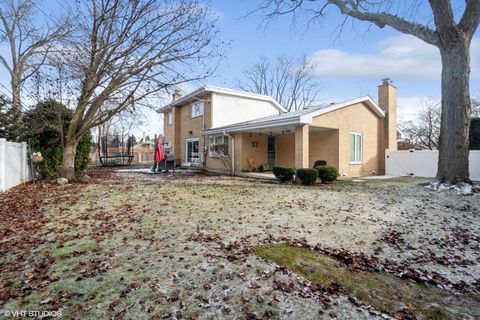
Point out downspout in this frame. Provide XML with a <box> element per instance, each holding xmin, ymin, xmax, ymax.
<box><xmin>223</xmin><ymin>130</ymin><xmax>235</xmax><ymax>176</ymax></box>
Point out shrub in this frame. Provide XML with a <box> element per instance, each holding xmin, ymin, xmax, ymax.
<box><xmin>273</xmin><ymin>166</ymin><xmax>295</xmax><ymax>182</ymax></box>
<box><xmin>470</xmin><ymin>118</ymin><xmax>480</xmax><ymax>150</ymax></box>
<box><xmin>316</xmin><ymin>165</ymin><xmax>338</xmax><ymax>183</ymax></box>
<box><xmin>296</xmin><ymin>168</ymin><xmax>319</xmax><ymax>186</ymax></box>
<box><xmin>21</xmin><ymin>100</ymin><xmax>92</xmax><ymax>177</ymax></box>
<box><xmin>75</xmin><ymin>132</ymin><xmax>92</xmax><ymax>172</ymax></box>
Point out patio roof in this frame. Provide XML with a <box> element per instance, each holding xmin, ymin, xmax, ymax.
<box><xmin>202</xmin><ymin>96</ymin><xmax>385</xmax><ymax>135</ymax></box>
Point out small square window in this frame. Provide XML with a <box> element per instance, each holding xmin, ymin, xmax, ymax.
<box><xmin>191</xmin><ymin>101</ymin><xmax>204</xmax><ymax>118</ymax></box>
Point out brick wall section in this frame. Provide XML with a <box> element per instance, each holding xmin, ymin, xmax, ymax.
<box><xmin>276</xmin><ymin>133</ymin><xmax>295</xmax><ymax>167</ymax></box>
<box><xmin>163</xmin><ymin>107</ymin><xmax>175</xmax><ymax>154</ymax></box>
<box><xmin>378</xmin><ymin>82</ymin><xmax>397</xmax><ymax>173</ymax></box>
<box><xmin>162</xmin><ymin>93</ymin><xmax>212</xmax><ymax>164</ymax></box>
<box><xmin>312</xmin><ymin>102</ymin><xmax>382</xmax><ymax>176</ymax></box>
<box><xmin>205</xmin><ymin>132</ymin><xmax>269</xmax><ymax>174</ymax></box>
<box><xmin>295</xmin><ymin>125</ymin><xmax>309</xmax><ymax>168</ymax></box>
<box><xmin>309</xmin><ymin>130</ymin><xmax>339</xmax><ymax>169</ymax></box>
<box><xmin>240</xmin><ymin>133</ymin><xmax>268</xmax><ymax>170</ymax></box>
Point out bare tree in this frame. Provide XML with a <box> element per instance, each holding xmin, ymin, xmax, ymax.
<box><xmin>258</xmin><ymin>0</ymin><xmax>480</xmax><ymax>187</ymax></box>
<box><xmin>56</xmin><ymin>0</ymin><xmax>221</xmax><ymax>179</ymax></box>
<box><xmin>472</xmin><ymin>97</ymin><xmax>480</xmax><ymax>119</ymax></box>
<box><xmin>238</xmin><ymin>55</ymin><xmax>321</xmax><ymax>111</ymax></box>
<box><xmin>0</xmin><ymin>0</ymin><xmax>70</xmax><ymax>129</ymax></box>
<box><xmin>400</xmin><ymin>98</ymin><xmax>441</xmax><ymax>150</ymax></box>
<box><xmin>401</xmin><ymin>97</ymin><xmax>480</xmax><ymax>150</ymax></box>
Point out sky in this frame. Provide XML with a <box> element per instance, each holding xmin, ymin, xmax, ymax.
<box><xmin>1</xmin><ymin>0</ymin><xmax>479</xmax><ymax>138</ymax></box>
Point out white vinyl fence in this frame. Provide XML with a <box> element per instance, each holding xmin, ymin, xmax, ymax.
<box><xmin>386</xmin><ymin>149</ymin><xmax>480</xmax><ymax>181</ymax></box>
<box><xmin>0</xmin><ymin>138</ymin><xmax>32</xmax><ymax>192</ymax></box>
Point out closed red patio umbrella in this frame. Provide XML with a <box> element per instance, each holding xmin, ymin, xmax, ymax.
<box><xmin>155</xmin><ymin>137</ymin><xmax>165</xmax><ymax>162</ymax></box>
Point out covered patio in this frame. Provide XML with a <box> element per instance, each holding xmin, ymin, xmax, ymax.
<box><xmin>231</xmin><ymin>123</ymin><xmax>339</xmax><ymax>173</ymax></box>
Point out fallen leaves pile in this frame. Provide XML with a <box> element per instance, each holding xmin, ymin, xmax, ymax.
<box><xmin>0</xmin><ymin>181</ymin><xmax>85</xmax><ymax>307</ymax></box>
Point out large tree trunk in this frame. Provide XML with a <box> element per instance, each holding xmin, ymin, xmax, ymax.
<box><xmin>62</xmin><ymin>140</ymin><xmax>78</xmax><ymax>180</ymax></box>
<box><xmin>436</xmin><ymin>42</ymin><xmax>471</xmax><ymax>184</ymax></box>
<box><xmin>10</xmin><ymin>75</ymin><xmax>22</xmax><ymax>140</ymax></box>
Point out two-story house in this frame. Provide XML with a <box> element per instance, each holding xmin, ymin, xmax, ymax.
<box><xmin>158</xmin><ymin>86</ymin><xmax>286</xmax><ymax>168</ymax></box>
<box><xmin>158</xmin><ymin>79</ymin><xmax>397</xmax><ymax>177</ymax></box>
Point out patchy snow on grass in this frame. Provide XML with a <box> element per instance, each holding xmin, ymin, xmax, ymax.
<box><xmin>1</xmin><ymin>170</ymin><xmax>479</xmax><ymax>319</ymax></box>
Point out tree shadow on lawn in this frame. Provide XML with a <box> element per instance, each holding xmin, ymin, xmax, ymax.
<box><xmin>255</xmin><ymin>243</ymin><xmax>480</xmax><ymax>319</ymax></box>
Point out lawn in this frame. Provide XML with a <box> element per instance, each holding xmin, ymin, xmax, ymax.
<box><xmin>0</xmin><ymin>169</ymin><xmax>479</xmax><ymax>319</ymax></box>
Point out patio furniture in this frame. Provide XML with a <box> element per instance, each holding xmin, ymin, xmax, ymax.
<box><xmin>247</xmin><ymin>157</ymin><xmax>256</xmax><ymax>172</ymax></box>
<box><xmin>313</xmin><ymin>160</ymin><xmax>327</xmax><ymax>168</ymax></box>
<box><xmin>157</xmin><ymin>156</ymin><xmax>178</xmax><ymax>172</ymax></box>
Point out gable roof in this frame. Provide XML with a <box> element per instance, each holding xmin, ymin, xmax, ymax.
<box><xmin>202</xmin><ymin>96</ymin><xmax>385</xmax><ymax>135</ymax></box>
<box><xmin>157</xmin><ymin>86</ymin><xmax>287</xmax><ymax>113</ymax></box>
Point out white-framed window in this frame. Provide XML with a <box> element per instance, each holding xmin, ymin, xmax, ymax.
<box><xmin>350</xmin><ymin>132</ymin><xmax>363</xmax><ymax>164</ymax></box>
<box><xmin>167</xmin><ymin>111</ymin><xmax>173</xmax><ymax>125</ymax></box>
<box><xmin>191</xmin><ymin>101</ymin><xmax>204</xmax><ymax>118</ymax></box>
<box><xmin>208</xmin><ymin>135</ymin><xmax>229</xmax><ymax>157</ymax></box>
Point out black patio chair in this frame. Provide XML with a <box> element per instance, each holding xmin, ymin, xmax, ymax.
<box><xmin>313</xmin><ymin>160</ymin><xmax>327</xmax><ymax>168</ymax></box>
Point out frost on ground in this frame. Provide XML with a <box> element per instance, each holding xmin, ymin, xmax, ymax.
<box><xmin>0</xmin><ymin>169</ymin><xmax>479</xmax><ymax>319</ymax></box>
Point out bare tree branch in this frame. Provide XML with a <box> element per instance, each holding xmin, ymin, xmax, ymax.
<box><xmin>459</xmin><ymin>0</ymin><xmax>480</xmax><ymax>41</ymax></box>
<box><xmin>238</xmin><ymin>55</ymin><xmax>322</xmax><ymax>111</ymax></box>
<box><xmin>55</xmin><ymin>0</ymin><xmax>222</xmax><ymax>179</ymax></box>
<box><xmin>0</xmin><ymin>0</ymin><xmax>71</xmax><ymax>121</ymax></box>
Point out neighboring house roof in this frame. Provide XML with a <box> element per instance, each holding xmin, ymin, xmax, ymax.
<box><xmin>157</xmin><ymin>86</ymin><xmax>287</xmax><ymax>113</ymax></box>
<box><xmin>203</xmin><ymin>96</ymin><xmax>385</xmax><ymax>135</ymax></box>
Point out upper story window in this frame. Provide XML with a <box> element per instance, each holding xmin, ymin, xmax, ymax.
<box><xmin>349</xmin><ymin>132</ymin><xmax>363</xmax><ymax>164</ymax></box>
<box><xmin>167</xmin><ymin>111</ymin><xmax>173</xmax><ymax>125</ymax></box>
<box><xmin>191</xmin><ymin>101</ymin><xmax>204</xmax><ymax>118</ymax></box>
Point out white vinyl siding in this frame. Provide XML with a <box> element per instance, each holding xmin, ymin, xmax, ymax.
<box><xmin>350</xmin><ymin>132</ymin><xmax>363</xmax><ymax>164</ymax></box>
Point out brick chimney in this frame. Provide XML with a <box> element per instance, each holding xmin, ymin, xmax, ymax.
<box><xmin>172</xmin><ymin>89</ymin><xmax>182</xmax><ymax>102</ymax></box>
<box><xmin>378</xmin><ymin>78</ymin><xmax>397</xmax><ymax>151</ymax></box>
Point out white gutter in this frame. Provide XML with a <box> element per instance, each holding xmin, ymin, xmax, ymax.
<box><xmin>157</xmin><ymin>85</ymin><xmax>287</xmax><ymax>113</ymax></box>
<box><xmin>203</xmin><ymin>117</ymin><xmax>305</xmax><ymax>135</ymax></box>
<box><xmin>223</xmin><ymin>130</ymin><xmax>235</xmax><ymax>176</ymax></box>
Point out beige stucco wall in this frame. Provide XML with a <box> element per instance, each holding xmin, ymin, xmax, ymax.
<box><xmin>312</xmin><ymin>102</ymin><xmax>382</xmax><ymax>176</ymax></box>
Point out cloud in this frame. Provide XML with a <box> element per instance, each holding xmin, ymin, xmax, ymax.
<box><xmin>309</xmin><ymin>34</ymin><xmax>480</xmax><ymax>80</ymax></box>
<box><xmin>397</xmin><ymin>96</ymin><xmax>435</xmax><ymax>122</ymax></box>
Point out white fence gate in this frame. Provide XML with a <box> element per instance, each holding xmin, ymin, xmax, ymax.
<box><xmin>0</xmin><ymin>138</ymin><xmax>32</xmax><ymax>192</ymax></box>
<box><xmin>386</xmin><ymin>149</ymin><xmax>480</xmax><ymax>181</ymax></box>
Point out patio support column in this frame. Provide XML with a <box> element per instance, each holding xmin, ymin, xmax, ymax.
<box><xmin>295</xmin><ymin>125</ymin><xmax>309</xmax><ymax>168</ymax></box>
